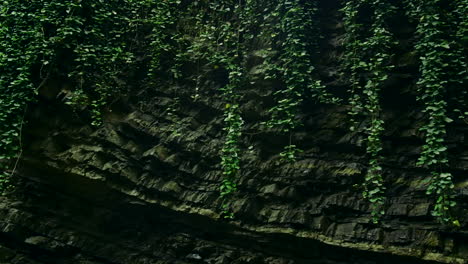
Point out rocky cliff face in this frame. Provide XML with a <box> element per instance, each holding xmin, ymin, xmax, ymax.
<box><xmin>0</xmin><ymin>1</ymin><xmax>467</xmax><ymax>264</ymax></box>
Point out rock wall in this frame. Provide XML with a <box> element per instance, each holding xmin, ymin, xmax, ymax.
<box><xmin>0</xmin><ymin>1</ymin><xmax>467</xmax><ymax>263</ymax></box>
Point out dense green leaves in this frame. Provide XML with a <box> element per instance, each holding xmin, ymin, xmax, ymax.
<box><xmin>0</xmin><ymin>0</ymin><xmax>176</xmax><ymax>192</ymax></box>
<box><xmin>183</xmin><ymin>0</ymin><xmax>250</xmax><ymax>218</ymax></box>
<box><xmin>342</xmin><ymin>0</ymin><xmax>396</xmax><ymax>223</ymax></box>
<box><xmin>0</xmin><ymin>0</ymin><xmax>466</xmax><ymax>226</ymax></box>
<box><xmin>263</xmin><ymin>0</ymin><xmax>337</xmax><ymax>163</ymax></box>
<box><xmin>1</xmin><ymin>0</ymin><xmax>47</xmax><ymax>192</ymax></box>
<box><xmin>407</xmin><ymin>0</ymin><xmax>465</xmax><ymax>225</ymax></box>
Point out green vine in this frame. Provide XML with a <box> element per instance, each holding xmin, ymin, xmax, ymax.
<box><xmin>182</xmin><ymin>0</ymin><xmax>248</xmax><ymax>218</ymax></box>
<box><xmin>407</xmin><ymin>0</ymin><xmax>462</xmax><ymax>226</ymax></box>
<box><xmin>264</xmin><ymin>0</ymin><xmax>338</xmax><ymax>163</ymax></box>
<box><xmin>0</xmin><ymin>0</ymin><xmax>176</xmax><ymax>193</ymax></box>
<box><xmin>341</xmin><ymin>0</ymin><xmax>366</xmax><ymax>133</ymax></box>
<box><xmin>220</xmin><ymin>100</ymin><xmax>244</xmax><ymax>219</ymax></box>
<box><xmin>146</xmin><ymin>0</ymin><xmax>181</xmax><ymax>80</ymax></box>
<box><xmin>218</xmin><ymin>0</ymin><xmax>249</xmax><ymax>219</ymax></box>
<box><xmin>0</xmin><ymin>0</ymin><xmax>466</xmax><ymax>227</ymax></box>
<box><xmin>342</xmin><ymin>0</ymin><xmax>396</xmax><ymax>223</ymax></box>
<box><xmin>362</xmin><ymin>0</ymin><xmax>396</xmax><ymax>224</ymax></box>
<box><xmin>0</xmin><ymin>0</ymin><xmax>46</xmax><ymax>192</ymax></box>
<box><xmin>450</xmin><ymin>0</ymin><xmax>468</xmax><ymax>122</ymax></box>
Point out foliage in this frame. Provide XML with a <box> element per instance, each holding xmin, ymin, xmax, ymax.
<box><xmin>0</xmin><ymin>0</ymin><xmax>177</xmax><ymax>192</ymax></box>
<box><xmin>146</xmin><ymin>0</ymin><xmax>181</xmax><ymax>80</ymax></box>
<box><xmin>179</xmin><ymin>0</ymin><xmax>249</xmax><ymax>218</ymax></box>
<box><xmin>0</xmin><ymin>0</ymin><xmax>466</xmax><ymax>226</ymax></box>
<box><xmin>342</xmin><ymin>0</ymin><xmax>396</xmax><ymax>223</ymax></box>
<box><xmin>0</xmin><ymin>0</ymin><xmax>49</xmax><ymax>192</ymax></box>
<box><xmin>450</xmin><ymin>0</ymin><xmax>468</xmax><ymax>122</ymax></box>
<box><xmin>279</xmin><ymin>144</ymin><xmax>303</xmax><ymax>163</ymax></box>
<box><xmin>262</xmin><ymin>0</ymin><xmax>338</xmax><ymax>163</ymax></box>
<box><xmin>220</xmin><ymin>102</ymin><xmax>244</xmax><ymax>219</ymax></box>
<box><xmin>406</xmin><ymin>0</ymin><xmax>465</xmax><ymax>225</ymax></box>
<box><xmin>341</xmin><ymin>0</ymin><xmax>366</xmax><ymax>132</ymax></box>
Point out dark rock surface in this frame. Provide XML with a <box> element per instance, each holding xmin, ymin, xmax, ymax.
<box><xmin>1</xmin><ymin>1</ymin><xmax>467</xmax><ymax>263</ymax></box>
<box><xmin>0</xmin><ymin>89</ymin><xmax>465</xmax><ymax>263</ymax></box>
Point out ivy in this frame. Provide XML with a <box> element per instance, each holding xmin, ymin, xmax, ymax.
<box><xmin>407</xmin><ymin>0</ymin><xmax>462</xmax><ymax>226</ymax></box>
<box><xmin>342</xmin><ymin>0</ymin><xmax>396</xmax><ymax>223</ymax></box>
<box><xmin>181</xmin><ymin>0</ymin><xmax>248</xmax><ymax>218</ymax></box>
<box><xmin>263</xmin><ymin>0</ymin><xmax>338</xmax><ymax>163</ymax></box>
<box><xmin>0</xmin><ymin>0</ymin><xmax>46</xmax><ymax>193</ymax></box>
<box><xmin>450</xmin><ymin>0</ymin><xmax>468</xmax><ymax>122</ymax></box>
<box><xmin>146</xmin><ymin>0</ymin><xmax>182</xmax><ymax>81</ymax></box>
<box><xmin>0</xmin><ymin>0</ymin><xmax>466</xmax><ymax>227</ymax></box>
<box><xmin>217</xmin><ymin>0</ymin><xmax>250</xmax><ymax>219</ymax></box>
<box><xmin>0</xmin><ymin>0</ymin><xmax>176</xmax><ymax>193</ymax></box>
<box><xmin>68</xmin><ymin>0</ymin><xmax>146</xmax><ymax>126</ymax></box>
<box><xmin>341</xmin><ymin>0</ymin><xmax>366</xmax><ymax>133</ymax></box>
<box><xmin>220</xmin><ymin>100</ymin><xmax>244</xmax><ymax>219</ymax></box>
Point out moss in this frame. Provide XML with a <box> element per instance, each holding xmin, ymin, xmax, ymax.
<box><xmin>421</xmin><ymin>232</ymin><xmax>441</xmax><ymax>248</ymax></box>
<box><xmin>455</xmin><ymin>180</ymin><xmax>468</xmax><ymax>189</ymax></box>
<box><xmin>332</xmin><ymin>167</ymin><xmax>362</xmax><ymax>176</ymax></box>
<box><xmin>162</xmin><ymin>181</ymin><xmax>182</xmax><ymax>193</ymax></box>
<box><xmin>287</xmin><ymin>162</ymin><xmax>317</xmax><ymax>170</ymax></box>
<box><xmin>0</xmin><ymin>245</ymin><xmax>14</xmax><ymax>261</ymax></box>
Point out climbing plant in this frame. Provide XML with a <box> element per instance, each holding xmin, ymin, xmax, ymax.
<box><xmin>0</xmin><ymin>0</ymin><xmax>466</xmax><ymax>227</ymax></box>
<box><xmin>263</xmin><ymin>0</ymin><xmax>338</xmax><ymax>163</ymax></box>
<box><xmin>341</xmin><ymin>0</ymin><xmax>365</xmax><ymax>133</ymax></box>
<box><xmin>341</xmin><ymin>0</ymin><xmax>396</xmax><ymax>223</ymax></box>
<box><xmin>0</xmin><ymin>0</ymin><xmax>47</xmax><ymax>193</ymax></box>
<box><xmin>361</xmin><ymin>0</ymin><xmax>396</xmax><ymax>224</ymax></box>
<box><xmin>217</xmin><ymin>0</ymin><xmax>247</xmax><ymax>219</ymax></box>
<box><xmin>146</xmin><ymin>0</ymin><xmax>182</xmax><ymax>81</ymax></box>
<box><xmin>406</xmin><ymin>0</ymin><xmax>464</xmax><ymax>226</ymax></box>
<box><xmin>220</xmin><ymin>96</ymin><xmax>244</xmax><ymax>219</ymax></box>
<box><xmin>450</xmin><ymin>0</ymin><xmax>468</xmax><ymax>123</ymax></box>
<box><xmin>0</xmin><ymin>0</ymin><xmax>177</xmax><ymax>193</ymax></box>
<box><xmin>176</xmin><ymin>0</ymin><xmax>248</xmax><ymax>218</ymax></box>
<box><xmin>69</xmin><ymin>1</ymin><xmax>133</xmax><ymax>126</ymax></box>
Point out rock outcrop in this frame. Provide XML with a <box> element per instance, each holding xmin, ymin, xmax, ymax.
<box><xmin>0</xmin><ymin>1</ymin><xmax>467</xmax><ymax>263</ymax></box>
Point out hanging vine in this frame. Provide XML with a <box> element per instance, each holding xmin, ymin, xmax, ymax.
<box><xmin>220</xmin><ymin>78</ymin><xmax>244</xmax><ymax>219</ymax></box>
<box><xmin>0</xmin><ymin>0</ymin><xmax>47</xmax><ymax>193</ymax></box>
<box><xmin>0</xmin><ymin>0</ymin><xmax>466</xmax><ymax>227</ymax></box>
<box><xmin>341</xmin><ymin>0</ymin><xmax>366</xmax><ymax>133</ymax></box>
<box><xmin>218</xmin><ymin>0</ymin><xmax>250</xmax><ymax>219</ymax></box>
<box><xmin>342</xmin><ymin>0</ymin><xmax>396</xmax><ymax>223</ymax></box>
<box><xmin>406</xmin><ymin>0</ymin><xmax>462</xmax><ymax>226</ymax></box>
<box><xmin>449</xmin><ymin>0</ymin><xmax>468</xmax><ymax>123</ymax></box>
<box><xmin>263</xmin><ymin>0</ymin><xmax>338</xmax><ymax>163</ymax></box>
<box><xmin>180</xmin><ymin>0</ymin><xmax>248</xmax><ymax>218</ymax></box>
<box><xmin>361</xmin><ymin>0</ymin><xmax>396</xmax><ymax>224</ymax></box>
<box><xmin>146</xmin><ymin>0</ymin><xmax>182</xmax><ymax>81</ymax></box>
<box><xmin>0</xmin><ymin>0</ymin><xmax>176</xmax><ymax>193</ymax></box>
